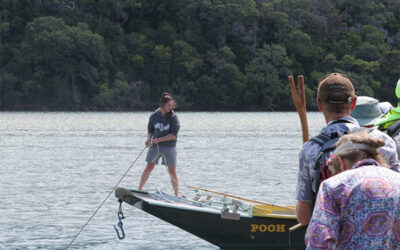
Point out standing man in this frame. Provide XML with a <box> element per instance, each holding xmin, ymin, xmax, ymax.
<box><xmin>296</xmin><ymin>73</ymin><xmax>398</xmax><ymax>225</ymax></box>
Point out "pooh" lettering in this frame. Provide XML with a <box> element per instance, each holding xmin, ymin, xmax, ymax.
<box><xmin>250</xmin><ymin>224</ymin><xmax>286</xmax><ymax>233</ymax></box>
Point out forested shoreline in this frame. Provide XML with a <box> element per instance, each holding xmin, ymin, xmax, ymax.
<box><xmin>0</xmin><ymin>0</ymin><xmax>399</xmax><ymax>111</ymax></box>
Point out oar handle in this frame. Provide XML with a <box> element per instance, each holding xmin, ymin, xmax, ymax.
<box><xmin>289</xmin><ymin>223</ymin><xmax>303</xmax><ymax>231</ymax></box>
<box><xmin>289</xmin><ymin>75</ymin><xmax>309</xmax><ymax>143</ymax></box>
<box><xmin>288</xmin><ymin>76</ymin><xmax>309</xmax><ymax>231</ymax></box>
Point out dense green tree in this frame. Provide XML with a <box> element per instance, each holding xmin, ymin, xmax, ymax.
<box><xmin>10</xmin><ymin>16</ymin><xmax>108</xmax><ymax>109</ymax></box>
<box><xmin>0</xmin><ymin>0</ymin><xmax>398</xmax><ymax>110</ymax></box>
<box><xmin>244</xmin><ymin>44</ymin><xmax>292</xmax><ymax>110</ymax></box>
<box><xmin>194</xmin><ymin>46</ymin><xmax>246</xmax><ymax>109</ymax></box>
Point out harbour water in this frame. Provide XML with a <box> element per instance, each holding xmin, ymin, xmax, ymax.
<box><xmin>0</xmin><ymin>111</ymin><xmax>325</xmax><ymax>249</ymax></box>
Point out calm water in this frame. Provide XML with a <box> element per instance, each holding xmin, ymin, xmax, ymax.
<box><xmin>0</xmin><ymin>112</ymin><xmax>325</xmax><ymax>249</ymax></box>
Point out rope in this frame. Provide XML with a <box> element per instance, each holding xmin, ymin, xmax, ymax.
<box><xmin>66</xmin><ymin>146</ymin><xmax>147</xmax><ymax>249</ymax></box>
<box><xmin>151</xmin><ymin>143</ymin><xmax>168</xmax><ymax>164</ymax></box>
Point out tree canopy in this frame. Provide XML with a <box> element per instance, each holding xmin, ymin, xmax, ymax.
<box><xmin>0</xmin><ymin>0</ymin><xmax>399</xmax><ymax>111</ymax></box>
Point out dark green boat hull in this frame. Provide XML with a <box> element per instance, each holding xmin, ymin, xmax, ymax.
<box><xmin>117</xmin><ymin>189</ymin><xmax>306</xmax><ymax>249</ymax></box>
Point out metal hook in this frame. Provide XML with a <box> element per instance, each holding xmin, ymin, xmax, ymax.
<box><xmin>114</xmin><ymin>200</ymin><xmax>126</xmax><ymax>240</ymax></box>
<box><xmin>114</xmin><ymin>211</ymin><xmax>125</xmax><ymax>239</ymax></box>
<box><xmin>113</xmin><ymin>219</ymin><xmax>125</xmax><ymax>239</ymax></box>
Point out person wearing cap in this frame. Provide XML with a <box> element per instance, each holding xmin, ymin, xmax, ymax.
<box><xmin>305</xmin><ymin>131</ymin><xmax>400</xmax><ymax>249</ymax></box>
<box><xmin>351</xmin><ymin>96</ymin><xmax>400</xmax><ymax>173</ymax></box>
<box><xmin>295</xmin><ymin>73</ymin><xmax>398</xmax><ymax>226</ymax></box>
<box><xmin>351</xmin><ymin>96</ymin><xmax>384</xmax><ymax>128</ymax></box>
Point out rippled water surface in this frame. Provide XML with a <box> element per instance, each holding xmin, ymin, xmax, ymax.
<box><xmin>0</xmin><ymin>111</ymin><xmax>325</xmax><ymax>249</ymax></box>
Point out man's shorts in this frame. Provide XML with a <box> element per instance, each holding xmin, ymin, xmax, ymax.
<box><xmin>146</xmin><ymin>144</ymin><xmax>177</xmax><ymax>167</ymax></box>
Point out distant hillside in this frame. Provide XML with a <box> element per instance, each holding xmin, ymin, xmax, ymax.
<box><xmin>0</xmin><ymin>0</ymin><xmax>399</xmax><ymax>111</ymax></box>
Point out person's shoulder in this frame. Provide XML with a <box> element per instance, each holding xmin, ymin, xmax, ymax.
<box><xmin>369</xmin><ymin>128</ymin><xmax>396</xmax><ymax>143</ymax></box>
<box><xmin>319</xmin><ymin>173</ymin><xmax>342</xmax><ymax>190</ymax></box>
<box><xmin>150</xmin><ymin>108</ymin><xmax>161</xmax><ymax>116</ymax></box>
<box><xmin>370</xmin><ymin>128</ymin><xmax>388</xmax><ymax>136</ymax></box>
<box><xmin>300</xmin><ymin>123</ymin><xmax>335</xmax><ymax>156</ymax></box>
<box><xmin>300</xmin><ymin>139</ymin><xmax>321</xmax><ymax>160</ymax></box>
<box><xmin>170</xmin><ymin>111</ymin><xmax>179</xmax><ymax>120</ymax></box>
<box><xmin>302</xmin><ymin>139</ymin><xmax>320</xmax><ymax>150</ymax></box>
<box><xmin>323</xmin><ymin>168</ymin><xmax>355</xmax><ymax>186</ymax></box>
<box><xmin>361</xmin><ymin>165</ymin><xmax>400</xmax><ymax>181</ymax></box>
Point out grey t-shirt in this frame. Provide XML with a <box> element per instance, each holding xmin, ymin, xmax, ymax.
<box><xmin>147</xmin><ymin>108</ymin><xmax>180</xmax><ymax>147</ymax></box>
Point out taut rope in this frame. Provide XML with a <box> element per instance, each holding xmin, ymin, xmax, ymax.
<box><xmin>66</xmin><ymin>146</ymin><xmax>147</xmax><ymax>249</ymax></box>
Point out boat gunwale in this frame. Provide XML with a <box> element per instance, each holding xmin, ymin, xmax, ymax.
<box><xmin>116</xmin><ymin>188</ymin><xmax>298</xmax><ymax>219</ymax></box>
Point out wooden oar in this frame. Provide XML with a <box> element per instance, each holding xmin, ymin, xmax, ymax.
<box><xmin>188</xmin><ymin>185</ymin><xmax>295</xmax><ymax>211</ymax></box>
<box><xmin>289</xmin><ymin>75</ymin><xmax>309</xmax><ymax>143</ymax></box>
<box><xmin>288</xmin><ymin>75</ymin><xmax>310</xmax><ymax>231</ymax></box>
<box><xmin>289</xmin><ymin>223</ymin><xmax>303</xmax><ymax>232</ymax></box>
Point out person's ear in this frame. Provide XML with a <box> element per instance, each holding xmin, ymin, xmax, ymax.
<box><xmin>316</xmin><ymin>97</ymin><xmax>323</xmax><ymax>111</ymax></box>
<box><xmin>350</xmin><ymin>95</ymin><xmax>357</xmax><ymax>110</ymax></box>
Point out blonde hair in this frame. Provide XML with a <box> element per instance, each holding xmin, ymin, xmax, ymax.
<box><xmin>328</xmin><ymin>131</ymin><xmax>386</xmax><ymax>175</ymax></box>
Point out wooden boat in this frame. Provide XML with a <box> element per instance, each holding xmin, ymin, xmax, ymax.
<box><xmin>115</xmin><ymin>187</ymin><xmax>306</xmax><ymax>249</ymax></box>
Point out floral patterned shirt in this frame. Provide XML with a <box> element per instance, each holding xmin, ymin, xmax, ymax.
<box><xmin>296</xmin><ymin>116</ymin><xmax>399</xmax><ymax>202</ymax></box>
<box><xmin>305</xmin><ymin>159</ymin><xmax>400</xmax><ymax>249</ymax></box>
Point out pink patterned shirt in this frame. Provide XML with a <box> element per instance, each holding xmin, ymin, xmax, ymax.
<box><xmin>305</xmin><ymin>159</ymin><xmax>400</xmax><ymax>249</ymax></box>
